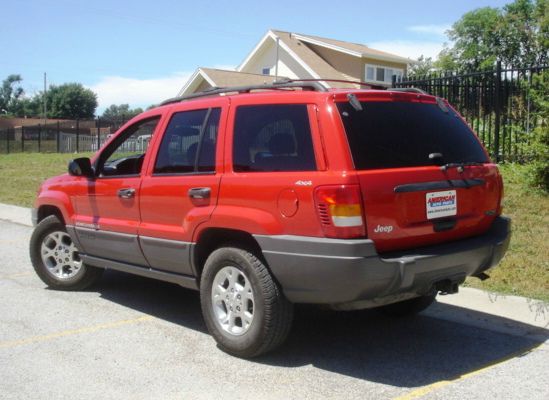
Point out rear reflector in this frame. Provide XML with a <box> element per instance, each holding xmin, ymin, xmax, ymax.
<box><xmin>314</xmin><ymin>185</ymin><xmax>366</xmax><ymax>238</ymax></box>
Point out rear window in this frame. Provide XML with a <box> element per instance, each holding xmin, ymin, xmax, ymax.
<box><xmin>337</xmin><ymin>101</ymin><xmax>489</xmax><ymax>170</ymax></box>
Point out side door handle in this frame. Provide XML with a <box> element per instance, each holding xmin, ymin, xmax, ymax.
<box><xmin>117</xmin><ymin>188</ymin><xmax>136</xmax><ymax>199</ymax></box>
<box><xmin>188</xmin><ymin>187</ymin><xmax>211</xmax><ymax>200</ymax></box>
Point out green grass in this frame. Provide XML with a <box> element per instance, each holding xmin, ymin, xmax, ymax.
<box><xmin>465</xmin><ymin>163</ymin><xmax>549</xmax><ymax>302</ymax></box>
<box><xmin>0</xmin><ymin>153</ymin><xmax>547</xmax><ymax>301</ymax></box>
<box><xmin>0</xmin><ymin>152</ymin><xmax>92</xmax><ymax>207</ymax></box>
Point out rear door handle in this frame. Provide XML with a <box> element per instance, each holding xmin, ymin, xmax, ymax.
<box><xmin>117</xmin><ymin>188</ymin><xmax>136</xmax><ymax>199</ymax></box>
<box><xmin>188</xmin><ymin>187</ymin><xmax>211</xmax><ymax>200</ymax></box>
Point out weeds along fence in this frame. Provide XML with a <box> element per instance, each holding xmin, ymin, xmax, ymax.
<box><xmin>394</xmin><ymin>62</ymin><xmax>548</xmax><ymax>163</ymax></box>
<box><xmin>0</xmin><ymin>118</ymin><xmax>130</xmax><ymax>154</ymax></box>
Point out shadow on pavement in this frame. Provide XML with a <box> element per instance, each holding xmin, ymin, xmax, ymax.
<box><xmin>96</xmin><ymin>270</ymin><xmax>548</xmax><ymax>388</ymax></box>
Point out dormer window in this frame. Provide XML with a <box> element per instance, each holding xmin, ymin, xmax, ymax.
<box><xmin>365</xmin><ymin>64</ymin><xmax>403</xmax><ymax>84</ymax></box>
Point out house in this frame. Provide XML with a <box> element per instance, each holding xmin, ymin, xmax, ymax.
<box><xmin>178</xmin><ymin>29</ymin><xmax>413</xmax><ymax>95</ymax></box>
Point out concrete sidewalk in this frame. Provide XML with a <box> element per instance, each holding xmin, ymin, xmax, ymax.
<box><xmin>1</xmin><ymin>202</ymin><xmax>547</xmax><ymax>340</ymax></box>
<box><xmin>0</xmin><ymin>203</ymin><xmax>33</xmax><ymax>227</ymax></box>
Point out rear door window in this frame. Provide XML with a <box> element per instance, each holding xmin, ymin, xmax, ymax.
<box><xmin>154</xmin><ymin>108</ymin><xmax>221</xmax><ymax>174</ymax></box>
<box><xmin>337</xmin><ymin>101</ymin><xmax>489</xmax><ymax>170</ymax></box>
<box><xmin>233</xmin><ymin>104</ymin><xmax>316</xmax><ymax>172</ymax></box>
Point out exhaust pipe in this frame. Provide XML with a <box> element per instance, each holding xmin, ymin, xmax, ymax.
<box><xmin>435</xmin><ymin>280</ymin><xmax>460</xmax><ymax>295</ymax></box>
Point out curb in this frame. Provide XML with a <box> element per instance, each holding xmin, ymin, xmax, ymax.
<box><xmin>0</xmin><ymin>203</ymin><xmax>32</xmax><ymax>227</ymax></box>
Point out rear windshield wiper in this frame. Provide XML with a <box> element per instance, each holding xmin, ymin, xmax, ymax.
<box><xmin>440</xmin><ymin>161</ymin><xmax>484</xmax><ymax>172</ymax></box>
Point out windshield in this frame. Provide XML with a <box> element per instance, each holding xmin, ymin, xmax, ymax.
<box><xmin>337</xmin><ymin>101</ymin><xmax>489</xmax><ymax>170</ymax></box>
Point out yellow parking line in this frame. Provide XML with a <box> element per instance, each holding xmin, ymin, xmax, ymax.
<box><xmin>0</xmin><ymin>315</ymin><xmax>153</xmax><ymax>349</ymax></box>
<box><xmin>393</xmin><ymin>343</ymin><xmax>545</xmax><ymax>400</ymax></box>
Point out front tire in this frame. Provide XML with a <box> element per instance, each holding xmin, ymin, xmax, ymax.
<box><xmin>30</xmin><ymin>215</ymin><xmax>103</xmax><ymax>290</ymax></box>
<box><xmin>200</xmin><ymin>247</ymin><xmax>293</xmax><ymax>358</ymax></box>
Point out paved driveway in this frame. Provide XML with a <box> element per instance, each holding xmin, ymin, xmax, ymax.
<box><xmin>0</xmin><ymin>220</ymin><xmax>547</xmax><ymax>399</ymax></box>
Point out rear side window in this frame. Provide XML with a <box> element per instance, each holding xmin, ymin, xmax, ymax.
<box><xmin>233</xmin><ymin>104</ymin><xmax>316</xmax><ymax>172</ymax></box>
<box><xmin>154</xmin><ymin>108</ymin><xmax>220</xmax><ymax>174</ymax></box>
<box><xmin>337</xmin><ymin>101</ymin><xmax>489</xmax><ymax>170</ymax></box>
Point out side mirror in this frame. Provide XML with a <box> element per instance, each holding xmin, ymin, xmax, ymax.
<box><xmin>68</xmin><ymin>157</ymin><xmax>95</xmax><ymax>178</ymax></box>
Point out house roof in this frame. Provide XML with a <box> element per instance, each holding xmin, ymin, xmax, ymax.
<box><xmin>201</xmin><ymin>68</ymin><xmax>279</xmax><ymax>86</ymax></box>
<box><xmin>290</xmin><ymin>32</ymin><xmax>413</xmax><ymax>63</ymax></box>
<box><xmin>178</xmin><ymin>68</ymin><xmax>284</xmax><ymax>96</ymax></box>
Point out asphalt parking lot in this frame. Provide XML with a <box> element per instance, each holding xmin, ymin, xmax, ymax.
<box><xmin>1</xmin><ymin>219</ymin><xmax>547</xmax><ymax>400</ymax></box>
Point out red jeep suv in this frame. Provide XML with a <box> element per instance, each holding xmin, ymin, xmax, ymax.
<box><xmin>30</xmin><ymin>81</ymin><xmax>511</xmax><ymax>357</ymax></box>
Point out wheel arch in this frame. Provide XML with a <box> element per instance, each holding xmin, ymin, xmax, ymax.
<box><xmin>37</xmin><ymin>204</ymin><xmax>66</xmax><ymax>226</ymax></box>
<box><xmin>192</xmin><ymin>228</ymin><xmax>265</xmax><ymax>283</ymax></box>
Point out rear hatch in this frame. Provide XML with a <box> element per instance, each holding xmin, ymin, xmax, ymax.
<box><xmin>336</xmin><ymin>92</ymin><xmax>502</xmax><ymax>253</ymax></box>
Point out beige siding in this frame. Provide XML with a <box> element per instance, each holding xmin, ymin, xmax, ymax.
<box><xmin>306</xmin><ymin>45</ymin><xmax>363</xmax><ymax>80</ymax></box>
<box><xmin>195</xmin><ymin>79</ymin><xmax>213</xmax><ymax>92</ymax></box>
<box><xmin>363</xmin><ymin>57</ymin><xmax>408</xmax><ymax>73</ymax></box>
<box><xmin>239</xmin><ymin>38</ymin><xmax>314</xmax><ymax>79</ymax></box>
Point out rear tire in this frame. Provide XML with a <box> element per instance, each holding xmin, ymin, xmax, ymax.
<box><xmin>200</xmin><ymin>247</ymin><xmax>293</xmax><ymax>358</ymax></box>
<box><xmin>30</xmin><ymin>215</ymin><xmax>103</xmax><ymax>290</ymax></box>
<box><xmin>379</xmin><ymin>293</ymin><xmax>437</xmax><ymax>317</ymax></box>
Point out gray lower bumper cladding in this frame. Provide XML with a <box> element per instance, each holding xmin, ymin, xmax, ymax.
<box><xmin>255</xmin><ymin>216</ymin><xmax>511</xmax><ymax>307</ymax></box>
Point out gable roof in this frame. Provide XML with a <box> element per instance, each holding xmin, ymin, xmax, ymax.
<box><xmin>178</xmin><ymin>67</ymin><xmax>283</xmax><ymax>96</ymax></box>
<box><xmin>290</xmin><ymin>32</ymin><xmax>413</xmax><ymax>63</ymax></box>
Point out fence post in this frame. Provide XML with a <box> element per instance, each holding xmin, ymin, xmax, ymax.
<box><xmin>76</xmin><ymin>119</ymin><xmax>80</xmax><ymax>153</ymax></box>
<box><xmin>493</xmin><ymin>61</ymin><xmax>502</xmax><ymax>162</ymax></box>
<box><xmin>56</xmin><ymin>121</ymin><xmax>60</xmax><ymax>152</ymax></box>
<box><xmin>6</xmin><ymin>128</ymin><xmax>10</xmax><ymax>154</ymax></box>
<box><xmin>21</xmin><ymin>126</ymin><xmax>25</xmax><ymax>152</ymax></box>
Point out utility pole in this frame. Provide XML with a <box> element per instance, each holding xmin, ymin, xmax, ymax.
<box><xmin>43</xmin><ymin>72</ymin><xmax>47</xmax><ymax>126</ymax></box>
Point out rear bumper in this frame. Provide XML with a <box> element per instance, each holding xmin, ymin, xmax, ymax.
<box><xmin>254</xmin><ymin>216</ymin><xmax>511</xmax><ymax>307</ymax></box>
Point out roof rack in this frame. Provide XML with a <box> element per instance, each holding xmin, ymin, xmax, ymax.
<box><xmin>160</xmin><ymin>80</ymin><xmax>327</xmax><ymax>106</ymax></box>
<box><xmin>389</xmin><ymin>87</ymin><xmax>428</xmax><ymax>95</ymax></box>
<box><xmin>275</xmin><ymin>77</ymin><xmax>383</xmax><ymax>88</ymax></box>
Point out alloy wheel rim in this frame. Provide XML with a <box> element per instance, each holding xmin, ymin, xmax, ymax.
<box><xmin>211</xmin><ymin>266</ymin><xmax>255</xmax><ymax>336</ymax></box>
<box><xmin>40</xmin><ymin>231</ymin><xmax>82</xmax><ymax>280</ymax></box>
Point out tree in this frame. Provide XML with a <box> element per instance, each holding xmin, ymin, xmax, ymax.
<box><xmin>500</xmin><ymin>0</ymin><xmax>548</xmax><ymax>66</ymax></box>
<box><xmin>439</xmin><ymin>0</ymin><xmax>548</xmax><ymax>70</ymax></box>
<box><xmin>46</xmin><ymin>83</ymin><xmax>97</xmax><ymax>119</ymax></box>
<box><xmin>101</xmin><ymin>104</ymin><xmax>143</xmax><ymax>120</ymax></box>
<box><xmin>0</xmin><ymin>74</ymin><xmax>24</xmax><ymax>115</ymax></box>
<box><xmin>407</xmin><ymin>55</ymin><xmax>436</xmax><ymax>77</ymax></box>
<box><xmin>445</xmin><ymin>7</ymin><xmax>503</xmax><ymax>70</ymax></box>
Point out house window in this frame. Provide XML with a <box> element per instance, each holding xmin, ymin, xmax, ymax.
<box><xmin>365</xmin><ymin>64</ymin><xmax>403</xmax><ymax>84</ymax></box>
<box><xmin>262</xmin><ymin>67</ymin><xmax>271</xmax><ymax>75</ymax></box>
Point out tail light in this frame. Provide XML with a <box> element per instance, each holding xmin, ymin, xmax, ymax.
<box><xmin>314</xmin><ymin>185</ymin><xmax>366</xmax><ymax>238</ymax></box>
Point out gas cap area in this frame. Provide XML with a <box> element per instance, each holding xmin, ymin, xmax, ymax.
<box><xmin>277</xmin><ymin>189</ymin><xmax>299</xmax><ymax>218</ymax></box>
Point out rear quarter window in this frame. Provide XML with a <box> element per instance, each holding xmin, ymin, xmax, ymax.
<box><xmin>337</xmin><ymin>101</ymin><xmax>489</xmax><ymax>170</ymax></box>
<box><xmin>232</xmin><ymin>104</ymin><xmax>316</xmax><ymax>172</ymax></box>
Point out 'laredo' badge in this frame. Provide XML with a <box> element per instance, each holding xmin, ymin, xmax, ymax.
<box><xmin>426</xmin><ymin>190</ymin><xmax>457</xmax><ymax>220</ymax></box>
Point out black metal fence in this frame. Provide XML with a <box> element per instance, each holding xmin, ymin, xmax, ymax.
<box><xmin>394</xmin><ymin>62</ymin><xmax>548</xmax><ymax>162</ymax></box>
<box><xmin>0</xmin><ymin>118</ymin><xmax>130</xmax><ymax>154</ymax></box>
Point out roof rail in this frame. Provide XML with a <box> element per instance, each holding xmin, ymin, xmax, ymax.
<box><xmin>389</xmin><ymin>87</ymin><xmax>429</xmax><ymax>95</ymax></box>
<box><xmin>275</xmin><ymin>77</ymin><xmax>383</xmax><ymax>88</ymax></box>
<box><xmin>160</xmin><ymin>80</ymin><xmax>327</xmax><ymax>106</ymax></box>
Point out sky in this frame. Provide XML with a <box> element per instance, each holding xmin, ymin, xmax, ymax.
<box><xmin>0</xmin><ymin>0</ymin><xmax>512</xmax><ymax>114</ymax></box>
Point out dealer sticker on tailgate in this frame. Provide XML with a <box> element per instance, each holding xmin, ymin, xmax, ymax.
<box><xmin>426</xmin><ymin>190</ymin><xmax>457</xmax><ymax>220</ymax></box>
